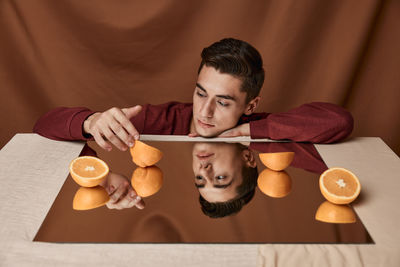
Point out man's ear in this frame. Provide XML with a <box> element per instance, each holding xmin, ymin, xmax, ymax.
<box><xmin>242</xmin><ymin>149</ymin><xmax>257</xmax><ymax>168</ymax></box>
<box><xmin>244</xmin><ymin>96</ymin><xmax>261</xmax><ymax>115</ymax></box>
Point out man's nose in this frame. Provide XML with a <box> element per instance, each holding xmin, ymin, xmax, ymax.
<box><xmin>200</xmin><ymin>99</ymin><xmax>215</xmax><ymax>118</ymax></box>
<box><xmin>200</xmin><ymin>162</ymin><xmax>212</xmax><ymax>170</ymax></box>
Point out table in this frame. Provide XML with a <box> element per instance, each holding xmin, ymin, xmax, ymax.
<box><xmin>1</xmin><ymin>134</ymin><xmax>399</xmax><ymax>266</ymax></box>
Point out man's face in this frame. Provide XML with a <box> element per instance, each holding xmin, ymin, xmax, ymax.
<box><xmin>192</xmin><ymin>65</ymin><xmax>248</xmax><ymax>137</ymax></box>
<box><xmin>192</xmin><ymin>142</ymin><xmax>244</xmax><ymax>202</ymax></box>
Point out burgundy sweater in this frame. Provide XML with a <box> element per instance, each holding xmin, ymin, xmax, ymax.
<box><xmin>33</xmin><ymin>101</ymin><xmax>353</xmax><ymax>144</ymax></box>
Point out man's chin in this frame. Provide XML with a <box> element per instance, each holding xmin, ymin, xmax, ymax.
<box><xmin>195</xmin><ymin>128</ymin><xmax>221</xmax><ymax>138</ymax></box>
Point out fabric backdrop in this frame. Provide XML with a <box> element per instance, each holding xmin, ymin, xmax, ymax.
<box><xmin>1</xmin><ymin>0</ymin><xmax>399</xmax><ymax>155</ymax></box>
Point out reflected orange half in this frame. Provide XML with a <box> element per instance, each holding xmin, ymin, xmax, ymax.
<box><xmin>73</xmin><ymin>186</ymin><xmax>110</xmax><ymax>210</ymax></box>
<box><xmin>131</xmin><ymin>166</ymin><xmax>163</xmax><ymax>197</ymax></box>
<box><xmin>257</xmin><ymin>168</ymin><xmax>292</xmax><ymax>198</ymax></box>
<box><xmin>315</xmin><ymin>200</ymin><xmax>356</xmax><ymax>223</ymax></box>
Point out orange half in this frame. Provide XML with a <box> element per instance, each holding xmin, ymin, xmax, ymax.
<box><xmin>130</xmin><ymin>140</ymin><xmax>163</xmax><ymax>167</ymax></box>
<box><xmin>315</xmin><ymin>201</ymin><xmax>356</xmax><ymax>223</ymax></box>
<box><xmin>73</xmin><ymin>186</ymin><xmax>110</xmax><ymax>210</ymax></box>
<box><xmin>69</xmin><ymin>156</ymin><xmax>109</xmax><ymax>187</ymax></box>
<box><xmin>319</xmin><ymin>167</ymin><xmax>361</xmax><ymax>204</ymax></box>
<box><xmin>131</xmin><ymin>166</ymin><xmax>163</xmax><ymax>197</ymax></box>
<box><xmin>257</xmin><ymin>168</ymin><xmax>292</xmax><ymax>198</ymax></box>
<box><xmin>259</xmin><ymin>152</ymin><xmax>295</xmax><ymax>171</ymax></box>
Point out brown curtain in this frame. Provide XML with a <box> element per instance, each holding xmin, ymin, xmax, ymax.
<box><xmin>1</xmin><ymin>0</ymin><xmax>399</xmax><ymax>155</ymax></box>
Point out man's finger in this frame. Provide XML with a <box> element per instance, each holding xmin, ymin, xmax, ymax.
<box><xmin>122</xmin><ymin>105</ymin><xmax>142</xmax><ymax>119</ymax></box>
<box><xmin>113</xmin><ymin>110</ymin><xmax>139</xmax><ymax>143</ymax></box>
<box><xmin>217</xmin><ymin>130</ymin><xmax>237</xmax><ymax>137</ymax></box>
<box><xmin>135</xmin><ymin>199</ymin><xmax>145</xmax><ymax>209</ymax></box>
<box><xmin>102</xmin><ymin>127</ymin><xmax>128</xmax><ymax>151</ymax></box>
<box><xmin>115</xmin><ymin>194</ymin><xmax>136</xmax><ymax>209</ymax></box>
<box><xmin>93</xmin><ymin>131</ymin><xmax>112</xmax><ymax>151</ymax></box>
<box><xmin>188</xmin><ymin>132</ymin><xmax>199</xmax><ymax>137</ymax></box>
<box><xmin>109</xmin><ymin>119</ymin><xmax>131</xmax><ymax>148</ymax></box>
<box><xmin>109</xmin><ymin>184</ymin><xmax>128</xmax><ymax>203</ymax></box>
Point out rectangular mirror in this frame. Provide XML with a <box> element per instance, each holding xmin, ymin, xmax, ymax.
<box><xmin>34</xmin><ymin>140</ymin><xmax>373</xmax><ymax>243</ymax></box>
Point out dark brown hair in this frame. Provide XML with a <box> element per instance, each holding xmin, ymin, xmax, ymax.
<box><xmin>198</xmin><ymin>38</ymin><xmax>265</xmax><ymax>103</ymax></box>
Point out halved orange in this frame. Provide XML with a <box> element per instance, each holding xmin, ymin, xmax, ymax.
<box><xmin>319</xmin><ymin>167</ymin><xmax>361</xmax><ymax>204</ymax></box>
<box><xmin>259</xmin><ymin>152</ymin><xmax>295</xmax><ymax>171</ymax></box>
<box><xmin>131</xmin><ymin>166</ymin><xmax>163</xmax><ymax>197</ymax></box>
<box><xmin>73</xmin><ymin>186</ymin><xmax>110</xmax><ymax>210</ymax></box>
<box><xmin>69</xmin><ymin>156</ymin><xmax>110</xmax><ymax>187</ymax></box>
<box><xmin>69</xmin><ymin>156</ymin><xmax>109</xmax><ymax>187</ymax></box>
<box><xmin>257</xmin><ymin>168</ymin><xmax>292</xmax><ymax>198</ymax></box>
<box><xmin>130</xmin><ymin>140</ymin><xmax>163</xmax><ymax>167</ymax></box>
<box><xmin>315</xmin><ymin>201</ymin><xmax>356</xmax><ymax>223</ymax></box>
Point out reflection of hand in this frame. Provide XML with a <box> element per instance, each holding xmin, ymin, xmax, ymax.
<box><xmin>101</xmin><ymin>172</ymin><xmax>145</xmax><ymax>210</ymax></box>
<box><xmin>217</xmin><ymin>123</ymin><xmax>250</xmax><ymax>137</ymax></box>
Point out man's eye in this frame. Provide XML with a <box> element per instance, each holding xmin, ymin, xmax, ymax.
<box><xmin>218</xmin><ymin>101</ymin><xmax>229</xmax><ymax>107</ymax></box>
<box><xmin>196</xmin><ymin>175</ymin><xmax>203</xmax><ymax>180</ymax></box>
<box><xmin>196</xmin><ymin>92</ymin><xmax>206</xmax><ymax>97</ymax></box>
<box><xmin>216</xmin><ymin>175</ymin><xmax>226</xmax><ymax>180</ymax></box>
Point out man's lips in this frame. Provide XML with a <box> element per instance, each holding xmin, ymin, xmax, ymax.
<box><xmin>196</xmin><ymin>152</ymin><xmax>214</xmax><ymax>159</ymax></box>
<box><xmin>197</xmin><ymin>119</ymin><xmax>215</xmax><ymax>128</ymax></box>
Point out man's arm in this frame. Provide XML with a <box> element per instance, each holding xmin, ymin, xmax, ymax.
<box><xmin>219</xmin><ymin>102</ymin><xmax>353</xmax><ymax>144</ymax></box>
<box><xmin>33</xmin><ymin>107</ymin><xmax>96</xmax><ymax>141</ymax></box>
<box><xmin>249</xmin><ymin>102</ymin><xmax>354</xmax><ymax>144</ymax></box>
<box><xmin>33</xmin><ymin>106</ymin><xmax>143</xmax><ymax>151</ymax></box>
<box><xmin>33</xmin><ymin>102</ymin><xmax>194</xmax><ymax>151</ymax></box>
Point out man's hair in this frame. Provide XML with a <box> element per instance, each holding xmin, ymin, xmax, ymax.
<box><xmin>198</xmin><ymin>38</ymin><xmax>265</xmax><ymax>103</ymax></box>
<box><xmin>199</xmin><ymin>164</ymin><xmax>258</xmax><ymax>218</ymax></box>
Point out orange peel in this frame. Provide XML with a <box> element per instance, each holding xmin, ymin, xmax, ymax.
<box><xmin>130</xmin><ymin>140</ymin><xmax>163</xmax><ymax>167</ymax></box>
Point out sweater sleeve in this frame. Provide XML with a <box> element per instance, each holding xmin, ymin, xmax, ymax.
<box><xmin>130</xmin><ymin>102</ymin><xmax>193</xmax><ymax>135</ymax></box>
<box><xmin>33</xmin><ymin>107</ymin><xmax>96</xmax><ymax>141</ymax></box>
<box><xmin>249</xmin><ymin>102</ymin><xmax>354</xmax><ymax>144</ymax></box>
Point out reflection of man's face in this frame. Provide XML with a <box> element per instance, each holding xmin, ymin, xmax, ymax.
<box><xmin>192</xmin><ymin>143</ymin><xmax>245</xmax><ymax>202</ymax></box>
<box><xmin>191</xmin><ymin>65</ymin><xmax>248</xmax><ymax>137</ymax></box>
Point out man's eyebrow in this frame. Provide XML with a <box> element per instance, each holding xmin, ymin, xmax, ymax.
<box><xmin>195</xmin><ymin>183</ymin><xmax>205</xmax><ymax>188</ymax></box>
<box><xmin>196</xmin><ymin>83</ymin><xmax>236</xmax><ymax>101</ymax></box>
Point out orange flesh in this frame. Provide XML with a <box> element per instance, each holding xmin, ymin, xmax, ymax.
<box><xmin>72</xmin><ymin>158</ymin><xmax>106</xmax><ymax>178</ymax></box>
<box><xmin>323</xmin><ymin>170</ymin><xmax>358</xmax><ymax>197</ymax></box>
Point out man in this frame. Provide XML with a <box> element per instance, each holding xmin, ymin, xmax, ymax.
<box><xmin>33</xmin><ymin>38</ymin><xmax>353</xmax><ymax>210</ymax></box>
<box><xmin>33</xmin><ymin>38</ymin><xmax>354</xmax><ymax>151</ymax></box>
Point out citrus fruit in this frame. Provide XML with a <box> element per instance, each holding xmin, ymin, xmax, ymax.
<box><xmin>315</xmin><ymin>201</ymin><xmax>356</xmax><ymax>223</ymax></box>
<box><xmin>257</xmin><ymin>168</ymin><xmax>292</xmax><ymax>198</ymax></box>
<box><xmin>259</xmin><ymin>152</ymin><xmax>295</xmax><ymax>171</ymax></box>
<box><xmin>130</xmin><ymin>140</ymin><xmax>163</xmax><ymax>167</ymax></box>
<box><xmin>319</xmin><ymin>167</ymin><xmax>361</xmax><ymax>204</ymax></box>
<box><xmin>131</xmin><ymin>166</ymin><xmax>163</xmax><ymax>197</ymax></box>
<box><xmin>69</xmin><ymin>156</ymin><xmax>109</xmax><ymax>187</ymax></box>
<box><xmin>73</xmin><ymin>186</ymin><xmax>110</xmax><ymax>210</ymax></box>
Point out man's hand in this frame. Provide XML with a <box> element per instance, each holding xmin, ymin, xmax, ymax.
<box><xmin>188</xmin><ymin>123</ymin><xmax>250</xmax><ymax>138</ymax></box>
<box><xmin>217</xmin><ymin>123</ymin><xmax>250</xmax><ymax>137</ymax></box>
<box><xmin>83</xmin><ymin>106</ymin><xmax>142</xmax><ymax>151</ymax></box>
<box><xmin>101</xmin><ymin>172</ymin><xmax>145</xmax><ymax>210</ymax></box>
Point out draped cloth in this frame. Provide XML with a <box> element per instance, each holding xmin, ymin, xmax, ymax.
<box><xmin>1</xmin><ymin>0</ymin><xmax>399</xmax><ymax>155</ymax></box>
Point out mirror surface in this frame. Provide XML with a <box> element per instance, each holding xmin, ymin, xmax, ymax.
<box><xmin>34</xmin><ymin>140</ymin><xmax>373</xmax><ymax>243</ymax></box>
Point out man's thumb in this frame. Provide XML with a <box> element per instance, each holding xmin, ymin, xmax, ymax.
<box><xmin>122</xmin><ymin>105</ymin><xmax>142</xmax><ymax>119</ymax></box>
